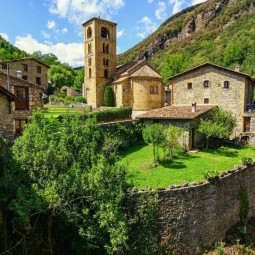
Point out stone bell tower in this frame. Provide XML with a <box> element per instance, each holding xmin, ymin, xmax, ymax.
<box><xmin>82</xmin><ymin>17</ymin><xmax>117</xmax><ymax>108</ymax></box>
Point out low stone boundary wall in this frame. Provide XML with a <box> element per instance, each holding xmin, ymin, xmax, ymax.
<box><xmin>134</xmin><ymin>165</ymin><xmax>255</xmax><ymax>254</ymax></box>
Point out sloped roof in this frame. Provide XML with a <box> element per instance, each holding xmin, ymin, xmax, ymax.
<box><xmin>0</xmin><ymin>86</ymin><xmax>18</xmax><ymax>100</ymax></box>
<box><xmin>0</xmin><ymin>57</ymin><xmax>50</xmax><ymax>68</ymax></box>
<box><xmin>115</xmin><ymin>61</ymin><xmax>139</xmax><ymax>76</ymax></box>
<box><xmin>168</xmin><ymin>62</ymin><xmax>254</xmax><ymax>82</ymax></box>
<box><xmin>137</xmin><ymin>105</ymin><xmax>215</xmax><ymax>120</ymax></box>
<box><xmin>130</xmin><ymin>64</ymin><xmax>162</xmax><ymax>78</ymax></box>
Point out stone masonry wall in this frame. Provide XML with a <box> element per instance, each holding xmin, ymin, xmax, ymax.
<box><xmin>171</xmin><ymin>66</ymin><xmax>248</xmax><ymax>137</ymax></box>
<box><xmin>139</xmin><ymin>165</ymin><xmax>255</xmax><ymax>254</ymax></box>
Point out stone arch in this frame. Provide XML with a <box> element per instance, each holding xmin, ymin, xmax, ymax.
<box><xmin>87</xmin><ymin>26</ymin><xmax>92</xmax><ymax>39</ymax></box>
<box><xmin>101</xmin><ymin>27</ymin><xmax>110</xmax><ymax>39</ymax></box>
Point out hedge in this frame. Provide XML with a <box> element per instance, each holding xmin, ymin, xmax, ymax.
<box><xmin>104</xmin><ymin>86</ymin><xmax>114</xmax><ymax>106</ymax></box>
<box><xmin>58</xmin><ymin>107</ymin><xmax>132</xmax><ymax>123</ymax></box>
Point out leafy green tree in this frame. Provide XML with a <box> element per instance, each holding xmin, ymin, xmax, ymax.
<box><xmin>104</xmin><ymin>86</ymin><xmax>115</xmax><ymax>106</ymax></box>
<box><xmin>142</xmin><ymin>124</ymin><xmax>165</xmax><ymax>162</ymax></box>
<box><xmin>48</xmin><ymin>64</ymin><xmax>76</xmax><ymax>88</ymax></box>
<box><xmin>73</xmin><ymin>67</ymin><xmax>84</xmax><ymax>90</ymax></box>
<box><xmin>32</xmin><ymin>51</ymin><xmax>60</xmax><ymax>66</ymax></box>
<box><xmin>224</xmin><ymin>42</ymin><xmax>246</xmax><ymax>66</ymax></box>
<box><xmin>198</xmin><ymin>107</ymin><xmax>236</xmax><ymax>150</ymax></box>
<box><xmin>11</xmin><ymin>110</ymin><xmax>128</xmax><ymax>254</ymax></box>
<box><xmin>163</xmin><ymin>126</ymin><xmax>183</xmax><ymax>159</ymax></box>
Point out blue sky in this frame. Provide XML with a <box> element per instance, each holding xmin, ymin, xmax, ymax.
<box><xmin>0</xmin><ymin>0</ymin><xmax>206</xmax><ymax>67</ymax></box>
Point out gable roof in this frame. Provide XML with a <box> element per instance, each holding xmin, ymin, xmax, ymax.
<box><xmin>0</xmin><ymin>57</ymin><xmax>50</xmax><ymax>68</ymax></box>
<box><xmin>168</xmin><ymin>62</ymin><xmax>254</xmax><ymax>82</ymax></box>
<box><xmin>0</xmin><ymin>85</ymin><xmax>18</xmax><ymax>100</ymax></box>
<box><xmin>137</xmin><ymin>105</ymin><xmax>215</xmax><ymax>120</ymax></box>
<box><xmin>130</xmin><ymin>64</ymin><xmax>162</xmax><ymax>78</ymax></box>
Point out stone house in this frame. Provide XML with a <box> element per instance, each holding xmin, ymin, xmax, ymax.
<box><xmin>168</xmin><ymin>63</ymin><xmax>255</xmax><ymax>142</ymax></box>
<box><xmin>0</xmin><ymin>57</ymin><xmax>49</xmax><ymax>89</ymax></box>
<box><xmin>0</xmin><ymin>70</ymin><xmax>44</xmax><ymax>140</ymax></box>
<box><xmin>82</xmin><ymin>17</ymin><xmax>165</xmax><ymax>110</ymax></box>
<box><xmin>138</xmin><ymin>104</ymin><xmax>215</xmax><ymax>149</ymax></box>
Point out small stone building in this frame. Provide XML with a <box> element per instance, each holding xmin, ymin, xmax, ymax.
<box><xmin>0</xmin><ymin>57</ymin><xmax>49</xmax><ymax>89</ymax></box>
<box><xmin>168</xmin><ymin>63</ymin><xmax>255</xmax><ymax>141</ymax></box>
<box><xmin>111</xmin><ymin>60</ymin><xmax>164</xmax><ymax>110</ymax></box>
<box><xmin>82</xmin><ymin>17</ymin><xmax>165</xmax><ymax>110</ymax></box>
<box><xmin>0</xmin><ymin>70</ymin><xmax>44</xmax><ymax>140</ymax></box>
<box><xmin>137</xmin><ymin>104</ymin><xmax>215</xmax><ymax>150</ymax></box>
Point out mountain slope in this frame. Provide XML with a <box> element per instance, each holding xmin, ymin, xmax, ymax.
<box><xmin>118</xmin><ymin>0</ymin><xmax>255</xmax><ymax>82</ymax></box>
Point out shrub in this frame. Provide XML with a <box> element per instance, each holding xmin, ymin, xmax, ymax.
<box><xmin>59</xmin><ymin>91</ymin><xmax>67</xmax><ymax>98</ymax></box>
<box><xmin>203</xmin><ymin>170</ymin><xmax>219</xmax><ymax>180</ymax></box>
<box><xmin>104</xmin><ymin>86</ymin><xmax>114</xmax><ymax>106</ymax></box>
<box><xmin>65</xmin><ymin>95</ymin><xmax>75</xmax><ymax>102</ymax></box>
<box><xmin>75</xmin><ymin>96</ymin><xmax>87</xmax><ymax>103</ymax></box>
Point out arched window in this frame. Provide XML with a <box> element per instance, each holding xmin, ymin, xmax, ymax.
<box><xmin>104</xmin><ymin>69</ymin><xmax>108</xmax><ymax>78</ymax></box>
<box><xmin>103</xmin><ymin>43</ymin><xmax>106</xmax><ymax>53</ymax></box>
<box><xmin>88</xmin><ymin>43</ymin><xmax>92</xmax><ymax>54</ymax></box>
<box><xmin>101</xmin><ymin>27</ymin><xmax>110</xmax><ymax>39</ymax></box>
<box><xmin>88</xmin><ymin>58</ymin><xmax>92</xmax><ymax>66</ymax></box>
<box><xmin>106</xmin><ymin>59</ymin><xmax>109</xmax><ymax>66</ymax></box>
<box><xmin>87</xmin><ymin>26</ymin><xmax>92</xmax><ymax>39</ymax></box>
<box><xmin>106</xmin><ymin>44</ymin><xmax>109</xmax><ymax>54</ymax></box>
<box><xmin>88</xmin><ymin>68</ymin><xmax>92</xmax><ymax>78</ymax></box>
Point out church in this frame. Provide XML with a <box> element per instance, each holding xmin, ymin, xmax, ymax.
<box><xmin>82</xmin><ymin>17</ymin><xmax>165</xmax><ymax>110</ymax></box>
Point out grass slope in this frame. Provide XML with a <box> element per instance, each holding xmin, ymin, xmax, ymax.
<box><xmin>120</xmin><ymin>144</ymin><xmax>255</xmax><ymax>189</ymax></box>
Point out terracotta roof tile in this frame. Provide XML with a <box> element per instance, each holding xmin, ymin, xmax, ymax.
<box><xmin>137</xmin><ymin>105</ymin><xmax>216</xmax><ymax>120</ymax></box>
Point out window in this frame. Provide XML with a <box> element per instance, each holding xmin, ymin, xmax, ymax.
<box><xmin>22</xmin><ymin>64</ymin><xmax>28</xmax><ymax>71</ymax></box>
<box><xmin>103</xmin><ymin>43</ymin><xmax>106</xmax><ymax>53</ymax></box>
<box><xmin>14</xmin><ymin>119</ymin><xmax>27</xmax><ymax>137</ymax></box>
<box><xmin>88</xmin><ymin>43</ymin><xmax>92</xmax><ymax>54</ymax></box>
<box><xmin>36</xmin><ymin>77</ymin><xmax>41</xmax><ymax>85</ymax></box>
<box><xmin>224</xmin><ymin>81</ymin><xmax>230</xmax><ymax>88</ymax></box>
<box><xmin>106</xmin><ymin>44</ymin><xmax>109</xmax><ymax>54</ymax></box>
<box><xmin>204</xmin><ymin>80</ymin><xmax>209</xmax><ymax>87</ymax></box>
<box><xmin>103</xmin><ymin>59</ymin><xmax>109</xmax><ymax>66</ymax></box>
<box><xmin>22</xmin><ymin>75</ymin><xmax>27</xmax><ymax>80</ymax></box>
<box><xmin>88</xmin><ymin>68</ymin><xmax>92</xmax><ymax>78</ymax></box>
<box><xmin>104</xmin><ymin>69</ymin><xmax>108</xmax><ymax>78</ymax></box>
<box><xmin>101</xmin><ymin>27</ymin><xmax>109</xmax><ymax>39</ymax></box>
<box><xmin>1</xmin><ymin>64</ymin><xmax>7</xmax><ymax>69</ymax></box>
<box><xmin>150</xmin><ymin>85</ymin><xmax>159</xmax><ymax>94</ymax></box>
<box><xmin>204</xmin><ymin>98</ymin><xmax>209</xmax><ymax>104</ymax></box>
<box><xmin>187</xmin><ymin>82</ymin><xmax>192</xmax><ymax>89</ymax></box>
<box><xmin>87</xmin><ymin>26</ymin><xmax>92</xmax><ymax>39</ymax></box>
<box><xmin>37</xmin><ymin>66</ymin><xmax>41</xmax><ymax>73</ymax></box>
<box><xmin>14</xmin><ymin>87</ymin><xmax>29</xmax><ymax>110</ymax></box>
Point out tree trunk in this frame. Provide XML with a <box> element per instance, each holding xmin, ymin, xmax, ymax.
<box><xmin>47</xmin><ymin>214</ymin><xmax>54</xmax><ymax>255</ymax></box>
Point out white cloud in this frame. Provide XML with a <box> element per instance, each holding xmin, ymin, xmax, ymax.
<box><xmin>41</xmin><ymin>31</ymin><xmax>51</xmax><ymax>39</ymax></box>
<box><xmin>0</xmin><ymin>33</ymin><xmax>9</xmax><ymax>41</ymax></box>
<box><xmin>14</xmin><ymin>34</ymin><xmax>84</xmax><ymax>67</ymax></box>
<box><xmin>168</xmin><ymin>0</ymin><xmax>184</xmax><ymax>14</ymax></box>
<box><xmin>191</xmin><ymin>0</ymin><xmax>207</xmax><ymax>4</ymax></box>
<box><xmin>49</xmin><ymin>0</ymin><xmax>125</xmax><ymax>26</ymax></box>
<box><xmin>47</xmin><ymin>20</ymin><xmax>56</xmax><ymax>29</ymax></box>
<box><xmin>62</xmin><ymin>28</ymin><xmax>68</xmax><ymax>33</ymax></box>
<box><xmin>155</xmin><ymin>1</ymin><xmax>167</xmax><ymax>20</ymax></box>
<box><xmin>136</xmin><ymin>16</ymin><xmax>158</xmax><ymax>39</ymax></box>
<box><xmin>117</xmin><ymin>29</ymin><xmax>124</xmax><ymax>38</ymax></box>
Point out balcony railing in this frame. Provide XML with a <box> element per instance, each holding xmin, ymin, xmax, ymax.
<box><xmin>245</xmin><ymin>104</ymin><xmax>255</xmax><ymax>112</ymax></box>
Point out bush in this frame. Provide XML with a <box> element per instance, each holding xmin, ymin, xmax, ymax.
<box><xmin>203</xmin><ymin>170</ymin><xmax>219</xmax><ymax>180</ymax></box>
<box><xmin>104</xmin><ymin>87</ymin><xmax>114</xmax><ymax>106</ymax></box>
<box><xmin>75</xmin><ymin>96</ymin><xmax>87</xmax><ymax>103</ymax></box>
<box><xmin>59</xmin><ymin>91</ymin><xmax>67</xmax><ymax>98</ymax></box>
<box><xmin>65</xmin><ymin>95</ymin><xmax>75</xmax><ymax>102</ymax></box>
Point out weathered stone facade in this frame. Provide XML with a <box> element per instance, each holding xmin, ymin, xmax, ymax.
<box><xmin>82</xmin><ymin>17</ymin><xmax>165</xmax><ymax>110</ymax></box>
<box><xmin>0</xmin><ymin>57</ymin><xmax>49</xmax><ymax>89</ymax></box>
<box><xmin>132</xmin><ymin>165</ymin><xmax>255</xmax><ymax>254</ymax></box>
<box><xmin>0</xmin><ymin>70</ymin><xmax>44</xmax><ymax>140</ymax></box>
<box><xmin>169</xmin><ymin>63</ymin><xmax>254</xmax><ymax>138</ymax></box>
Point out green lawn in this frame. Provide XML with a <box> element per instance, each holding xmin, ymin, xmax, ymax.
<box><xmin>119</xmin><ymin>144</ymin><xmax>255</xmax><ymax>189</ymax></box>
<box><xmin>43</xmin><ymin>105</ymin><xmax>88</xmax><ymax>118</ymax></box>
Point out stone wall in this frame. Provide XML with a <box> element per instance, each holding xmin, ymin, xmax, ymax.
<box><xmin>171</xmin><ymin>66</ymin><xmax>251</xmax><ymax>137</ymax></box>
<box><xmin>135</xmin><ymin>165</ymin><xmax>255</xmax><ymax>254</ymax></box>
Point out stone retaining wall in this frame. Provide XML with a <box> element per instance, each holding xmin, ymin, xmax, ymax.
<box><xmin>134</xmin><ymin>165</ymin><xmax>255</xmax><ymax>254</ymax></box>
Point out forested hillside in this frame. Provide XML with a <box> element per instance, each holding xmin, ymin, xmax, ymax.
<box><xmin>118</xmin><ymin>0</ymin><xmax>255</xmax><ymax>82</ymax></box>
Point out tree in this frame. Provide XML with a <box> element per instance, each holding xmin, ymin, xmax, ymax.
<box><xmin>198</xmin><ymin>107</ymin><xmax>236</xmax><ymax>150</ymax></box>
<box><xmin>163</xmin><ymin>126</ymin><xmax>183</xmax><ymax>159</ymax></box>
<box><xmin>73</xmin><ymin>67</ymin><xmax>84</xmax><ymax>90</ymax></box>
<box><xmin>104</xmin><ymin>86</ymin><xmax>115</xmax><ymax>106</ymax></box>
<box><xmin>142</xmin><ymin>124</ymin><xmax>165</xmax><ymax>162</ymax></box>
<box><xmin>11</xmin><ymin>110</ymin><xmax>128</xmax><ymax>254</ymax></box>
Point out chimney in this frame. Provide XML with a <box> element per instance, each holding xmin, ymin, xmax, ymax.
<box><xmin>192</xmin><ymin>102</ymin><xmax>197</xmax><ymax>113</ymax></box>
<box><xmin>235</xmin><ymin>65</ymin><xmax>240</xmax><ymax>72</ymax></box>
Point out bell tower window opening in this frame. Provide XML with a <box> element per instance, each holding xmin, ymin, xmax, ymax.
<box><xmin>101</xmin><ymin>27</ymin><xmax>110</xmax><ymax>39</ymax></box>
<box><xmin>87</xmin><ymin>26</ymin><xmax>92</xmax><ymax>39</ymax></box>
<box><xmin>103</xmin><ymin>43</ymin><xmax>106</xmax><ymax>53</ymax></box>
<box><xmin>106</xmin><ymin>44</ymin><xmax>109</xmax><ymax>54</ymax></box>
<box><xmin>88</xmin><ymin>68</ymin><xmax>92</xmax><ymax>78</ymax></box>
<box><xmin>104</xmin><ymin>69</ymin><xmax>108</xmax><ymax>78</ymax></box>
